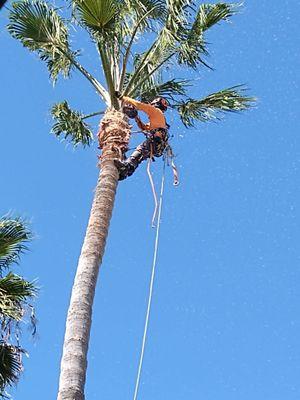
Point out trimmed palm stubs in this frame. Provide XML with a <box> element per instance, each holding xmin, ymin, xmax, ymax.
<box><xmin>8</xmin><ymin>1</ymin><xmax>255</xmax><ymax>399</ymax></box>
<box><xmin>0</xmin><ymin>217</ymin><xmax>37</xmax><ymax>398</ymax></box>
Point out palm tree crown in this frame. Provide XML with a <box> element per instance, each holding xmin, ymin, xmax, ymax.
<box><xmin>8</xmin><ymin>0</ymin><xmax>255</xmax><ymax>146</ymax></box>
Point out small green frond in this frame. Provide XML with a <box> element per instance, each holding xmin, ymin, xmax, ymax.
<box><xmin>123</xmin><ymin>0</ymin><xmax>166</xmax><ymax>25</ymax></box>
<box><xmin>125</xmin><ymin>0</ymin><xmax>223</xmax><ymax>95</ymax></box>
<box><xmin>125</xmin><ymin>1</ymin><xmax>198</xmax><ymax>94</ymax></box>
<box><xmin>51</xmin><ymin>101</ymin><xmax>93</xmax><ymax>147</ymax></box>
<box><xmin>73</xmin><ymin>0</ymin><xmax>120</xmax><ymax>38</ymax></box>
<box><xmin>0</xmin><ymin>342</ymin><xmax>24</xmax><ymax>394</ymax></box>
<box><xmin>177</xmin><ymin>3</ymin><xmax>239</xmax><ymax>69</ymax></box>
<box><xmin>138</xmin><ymin>79</ymin><xmax>190</xmax><ymax>102</ymax></box>
<box><xmin>0</xmin><ymin>273</ymin><xmax>36</xmax><ymax>302</ymax></box>
<box><xmin>128</xmin><ymin>0</ymin><xmax>166</xmax><ymax>16</ymax></box>
<box><xmin>196</xmin><ymin>3</ymin><xmax>240</xmax><ymax>33</ymax></box>
<box><xmin>0</xmin><ymin>218</ymin><xmax>31</xmax><ymax>271</ymax></box>
<box><xmin>41</xmin><ymin>49</ymin><xmax>80</xmax><ymax>82</ymax></box>
<box><xmin>8</xmin><ymin>0</ymin><xmax>74</xmax><ymax>81</ymax></box>
<box><xmin>0</xmin><ymin>273</ymin><xmax>37</xmax><ymax>321</ymax></box>
<box><xmin>118</xmin><ymin>1</ymin><xmax>168</xmax><ymax>92</ymax></box>
<box><xmin>8</xmin><ymin>0</ymin><xmax>67</xmax><ymax>50</ymax></box>
<box><xmin>125</xmin><ymin>29</ymin><xmax>177</xmax><ymax>96</ymax></box>
<box><xmin>166</xmin><ymin>0</ymin><xmax>194</xmax><ymax>33</ymax></box>
<box><xmin>177</xmin><ymin>34</ymin><xmax>209</xmax><ymax>69</ymax></box>
<box><xmin>176</xmin><ymin>85</ymin><xmax>256</xmax><ymax>127</ymax></box>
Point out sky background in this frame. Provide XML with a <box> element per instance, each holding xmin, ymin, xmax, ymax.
<box><xmin>1</xmin><ymin>0</ymin><xmax>300</xmax><ymax>399</ymax></box>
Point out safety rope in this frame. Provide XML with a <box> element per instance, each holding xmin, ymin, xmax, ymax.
<box><xmin>132</xmin><ymin>160</ymin><xmax>166</xmax><ymax>400</ymax></box>
<box><xmin>147</xmin><ymin>158</ymin><xmax>159</xmax><ymax>228</ymax></box>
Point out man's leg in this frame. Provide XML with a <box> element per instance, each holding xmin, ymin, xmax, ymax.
<box><xmin>115</xmin><ymin>131</ymin><xmax>168</xmax><ymax>181</ymax></box>
<box><xmin>114</xmin><ymin>139</ymin><xmax>152</xmax><ymax>180</ymax></box>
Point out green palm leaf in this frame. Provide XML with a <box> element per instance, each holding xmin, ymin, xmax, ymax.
<box><xmin>73</xmin><ymin>0</ymin><xmax>120</xmax><ymax>38</ymax></box>
<box><xmin>127</xmin><ymin>2</ymin><xmax>239</xmax><ymax>93</ymax></box>
<box><xmin>0</xmin><ymin>218</ymin><xmax>31</xmax><ymax>271</ymax></box>
<box><xmin>196</xmin><ymin>3</ymin><xmax>239</xmax><ymax>33</ymax></box>
<box><xmin>8</xmin><ymin>0</ymin><xmax>74</xmax><ymax>81</ymax></box>
<box><xmin>123</xmin><ymin>0</ymin><xmax>166</xmax><ymax>25</ymax></box>
<box><xmin>123</xmin><ymin>0</ymin><xmax>191</xmax><ymax>95</ymax></box>
<box><xmin>178</xmin><ymin>3</ymin><xmax>239</xmax><ymax>69</ymax></box>
<box><xmin>51</xmin><ymin>101</ymin><xmax>94</xmax><ymax>147</ymax></box>
<box><xmin>0</xmin><ymin>273</ymin><xmax>36</xmax><ymax>321</ymax></box>
<box><xmin>176</xmin><ymin>85</ymin><xmax>255</xmax><ymax>127</ymax></box>
<box><xmin>0</xmin><ymin>216</ymin><xmax>36</xmax><ymax>398</ymax></box>
<box><xmin>0</xmin><ymin>342</ymin><xmax>25</xmax><ymax>396</ymax></box>
<box><xmin>137</xmin><ymin>79</ymin><xmax>190</xmax><ymax>102</ymax></box>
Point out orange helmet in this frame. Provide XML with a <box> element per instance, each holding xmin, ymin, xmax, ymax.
<box><xmin>150</xmin><ymin>97</ymin><xmax>168</xmax><ymax>112</ymax></box>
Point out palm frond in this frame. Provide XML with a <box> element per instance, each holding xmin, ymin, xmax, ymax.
<box><xmin>177</xmin><ymin>32</ymin><xmax>209</xmax><ymax>69</ymax></box>
<box><xmin>41</xmin><ymin>49</ymin><xmax>80</xmax><ymax>82</ymax></box>
<box><xmin>124</xmin><ymin>0</ymin><xmax>166</xmax><ymax>19</ymax></box>
<box><xmin>8</xmin><ymin>0</ymin><xmax>74</xmax><ymax>82</ymax></box>
<box><xmin>0</xmin><ymin>273</ymin><xmax>37</xmax><ymax>321</ymax></box>
<box><xmin>0</xmin><ymin>218</ymin><xmax>31</xmax><ymax>272</ymax></box>
<box><xmin>196</xmin><ymin>3</ymin><xmax>240</xmax><ymax>33</ymax></box>
<box><xmin>166</xmin><ymin>0</ymin><xmax>194</xmax><ymax>33</ymax></box>
<box><xmin>125</xmin><ymin>29</ymin><xmax>176</xmax><ymax>96</ymax></box>
<box><xmin>128</xmin><ymin>3</ymin><xmax>238</xmax><ymax>90</ymax></box>
<box><xmin>0</xmin><ymin>342</ymin><xmax>24</xmax><ymax>395</ymax></box>
<box><xmin>177</xmin><ymin>2</ymin><xmax>239</xmax><ymax>69</ymax></box>
<box><xmin>137</xmin><ymin>79</ymin><xmax>190</xmax><ymax>102</ymax></box>
<box><xmin>51</xmin><ymin>101</ymin><xmax>94</xmax><ymax>147</ymax></box>
<box><xmin>132</xmin><ymin>0</ymin><xmax>166</xmax><ymax>25</ymax></box>
<box><xmin>176</xmin><ymin>85</ymin><xmax>255</xmax><ymax>127</ymax></box>
<box><xmin>73</xmin><ymin>0</ymin><xmax>120</xmax><ymax>39</ymax></box>
<box><xmin>118</xmin><ymin>1</ymin><xmax>167</xmax><ymax>92</ymax></box>
<box><xmin>124</xmin><ymin>0</ymin><xmax>192</xmax><ymax>95</ymax></box>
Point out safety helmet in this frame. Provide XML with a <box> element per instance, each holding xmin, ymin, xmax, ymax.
<box><xmin>150</xmin><ymin>97</ymin><xmax>168</xmax><ymax>112</ymax></box>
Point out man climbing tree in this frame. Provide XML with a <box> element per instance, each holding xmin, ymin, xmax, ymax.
<box><xmin>114</xmin><ymin>95</ymin><xmax>169</xmax><ymax>180</ymax></box>
<box><xmin>8</xmin><ymin>1</ymin><xmax>255</xmax><ymax>399</ymax></box>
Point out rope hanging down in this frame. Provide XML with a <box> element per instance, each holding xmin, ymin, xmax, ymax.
<box><xmin>147</xmin><ymin>158</ymin><xmax>159</xmax><ymax>228</ymax></box>
<box><xmin>132</xmin><ymin>160</ymin><xmax>166</xmax><ymax>400</ymax></box>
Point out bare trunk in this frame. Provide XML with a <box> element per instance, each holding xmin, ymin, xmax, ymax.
<box><xmin>57</xmin><ymin>110</ymin><xmax>130</xmax><ymax>400</ymax></box>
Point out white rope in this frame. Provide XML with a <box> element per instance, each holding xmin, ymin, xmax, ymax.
<box><xmin>147</xmin><ymin>158</ymin><xmax>158</xmax><ymax>228</ymax></box>
<box><xmin>132</xmin><ymin>161</ymin><xmax>166</xmax><ymax>400</ymax></box>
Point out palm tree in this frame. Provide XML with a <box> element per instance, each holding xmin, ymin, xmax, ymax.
<box><xmin>0</xmin><ymin>216</ymin><xmax>37</xmax><ymax>398</ymax></box>
<box><xmin>8</xmin><ymin>1</ymin><xmax>255</xmax><ymax>398</ymax></box>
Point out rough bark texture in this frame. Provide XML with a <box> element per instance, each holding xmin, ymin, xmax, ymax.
<box><xmin>57</xmin><ymin>110</ymin><xmax>130</xmax><ymax>400</ymax></box>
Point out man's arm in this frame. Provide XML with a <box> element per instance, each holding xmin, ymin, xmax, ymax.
<box><xmin>135</xmin><ymin>116</ymin><xmax>150</xmax><ymax>131</ymax></box>
<box><xmin>121</xmin><ymin>95</ymin><xmax>166</xmax><ymax>130</ymax></box>
<box><xmin>122</xmin><ymin>96</ymin><xmax>154</xmax><ymax>115</ymax></box>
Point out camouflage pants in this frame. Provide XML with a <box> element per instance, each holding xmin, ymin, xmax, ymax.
<box><xmin>118</xmin><ymin>129</ymin><xmax>168</xmax><ymax>180</ymax></box>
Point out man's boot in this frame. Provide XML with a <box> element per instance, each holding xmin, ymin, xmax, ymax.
<box><xmin>114</xmin><ymin>149</ymin><xmax>144</xmax><ymax>180</ymax></box>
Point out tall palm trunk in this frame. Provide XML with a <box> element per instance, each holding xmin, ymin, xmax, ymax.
<box><xmin>57</xmin><ymin>110</ymin><xmax>130</xmax><ymax>400</ymax></box>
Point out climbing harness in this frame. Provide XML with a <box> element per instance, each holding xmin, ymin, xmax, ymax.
<box><xmin>132</xmin><ymin>160</ymin><xmax>166</xmax><ymax>400</ymax></box>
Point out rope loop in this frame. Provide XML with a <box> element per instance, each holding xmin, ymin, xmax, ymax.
<box><xmin>133</xmin><ymin>160</ymin><xmax>166</xmax><ymax>400</ymax></box>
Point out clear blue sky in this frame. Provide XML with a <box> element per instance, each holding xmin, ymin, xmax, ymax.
<box><xmin>1</xmin><ymin>1</ymin><xmax>300</xmax><ymax>399</ymax></box>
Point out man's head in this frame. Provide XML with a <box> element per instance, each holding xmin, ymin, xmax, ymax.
<box><xmin>150</xmin><ymin>97</ymin><xmax>168</xmax><ymax>112</ymax></box>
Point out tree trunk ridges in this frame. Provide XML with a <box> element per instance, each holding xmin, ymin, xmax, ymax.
<box><xmin>57</xmin><ymin>111</ymin><xmax>130</xmax><ymax>400</ymax></box>
<box><xmin>98</xmin><ymin>109</ymin><xmax>131</xmax><ymax>165</ymax></box>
